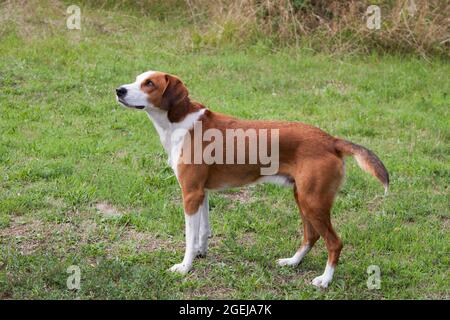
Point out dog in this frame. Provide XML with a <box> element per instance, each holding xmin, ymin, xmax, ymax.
<box><xmin>116</xmin><ymin>71</ymin><xmax>389</xmax><ymax>288</ymax></box>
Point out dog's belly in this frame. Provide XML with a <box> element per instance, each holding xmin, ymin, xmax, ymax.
<box><xmin>255</xmin><ymin>175</ymin><xmax>294</xmax><ymax>187</ymax></box>
<box><xmin>204</xmin><ymin>164</ymin><xmax>294</xmax><ymax>190</ymax></box>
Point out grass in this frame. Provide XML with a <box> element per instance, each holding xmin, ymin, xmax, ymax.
<box><xmin>0</xmin><ymin>1</ymin><xmax>449</xmax><ymax>299</ymax></box>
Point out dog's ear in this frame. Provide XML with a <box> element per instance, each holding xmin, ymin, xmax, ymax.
<box><xmin>160</xmin><ymin>74</ymin><xmax>190</xmax><ymax>122</ymax></box>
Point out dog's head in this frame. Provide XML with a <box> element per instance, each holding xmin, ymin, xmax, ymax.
<box><xmin>116</xmin><ymin>71</ymin><xmax>190</xmax><ymax>121</ymax></box>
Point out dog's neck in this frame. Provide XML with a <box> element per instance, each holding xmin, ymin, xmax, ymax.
<box><xmin>145</xmin><ymin>104</ymin><xmax>206</xmax><ymax>168</ymax></box>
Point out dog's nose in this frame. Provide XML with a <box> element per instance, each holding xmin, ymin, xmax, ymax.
<box><xmin>116</xmin><ymin>87</ymin><xmax>127</xmax><ymax>98</ymax></box>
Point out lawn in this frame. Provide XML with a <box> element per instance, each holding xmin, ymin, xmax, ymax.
<box><xmin>0</xmin><ymin>1</ymin><xmax>449</xmax><ymax>299</ymax></box>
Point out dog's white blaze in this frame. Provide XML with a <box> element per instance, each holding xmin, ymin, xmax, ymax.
<box><xmin>120</xmin><ymin>71</ymin><xmax>156</xmax><ymax>108</ymax></box>
<box><xmin>136</xmin><ymin>71</ymin><xmax>156</xmax><ymax>84</ymax></box>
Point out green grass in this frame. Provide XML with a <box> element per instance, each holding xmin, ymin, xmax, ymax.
<box><xmin>0</xmin><ymin>1</ymin><xmax>449</xmax><ymax>299</ymax></box>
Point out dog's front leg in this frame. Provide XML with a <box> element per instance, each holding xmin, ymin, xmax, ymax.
<box><xmin>169</xmin><ymin>210</ymin><xmax>201</xmax><ymax>274</ymax></box>
<box><xmin>197</xmin><ymin>192</ymin><xmax>210</xmax><ymax>257</ymax></box>
<box><xmin>169</xmin><ymin>190</ymin><xmax>205</xmax><ymax>275</ymax></box>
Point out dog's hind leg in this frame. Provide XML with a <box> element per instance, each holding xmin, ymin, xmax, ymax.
<box><xmin>305</xmin><ymin>211</ymin><xmax>342</xmax><ymax>289</ymax></box>
<box><xmin>295</xmin><ymin>157</ymin><xmax>344</xmax><ymax>288</ymax></box>
<box><xmin>277</xmin><ymin>185</ymin><xmax>320</xmax><ymax>267</ymax></box>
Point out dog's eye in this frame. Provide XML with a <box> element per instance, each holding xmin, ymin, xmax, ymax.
<box><xmin>145</xmin><ymin>80</ymin><xmax>154</xmax><ymax>87</ymax></box>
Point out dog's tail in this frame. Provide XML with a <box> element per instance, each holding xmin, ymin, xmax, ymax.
<box><xmin>335</xmin><ymin>138</ymin><xmax>389</xmax><ymax>195</ymax></box>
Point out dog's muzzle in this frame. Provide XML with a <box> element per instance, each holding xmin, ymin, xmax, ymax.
<box><xmin>116</xmin><ymin>87</ymin><xmax>145</xmax><ymax>109</ymax></box>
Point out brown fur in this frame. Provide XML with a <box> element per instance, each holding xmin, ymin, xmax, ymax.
<box><xmin>141</xmin><ymin>72</ymin><xmax>202</xmax><ymax>122</ymax></box>
<box><xmin>334</xmin><ymin>139</ymin><xmax>389</xmax><ymax>192</ymax></box>
<box><xmin>141</xmin><ymin>71</ymin><xmax>389</xmax><ymax>270</ymax></box>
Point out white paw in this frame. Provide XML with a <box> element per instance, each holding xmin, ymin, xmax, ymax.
<box><xmin>277</xmin><ymin>258</ymin><xmax>299</xmax><ymax>267</ymax></box>
<box><xmin>311</xmin><ymin>275</ymin><xmax>332</xmax><ymax>288</ymax></box>
<box><xmin>169</xmin><ymin>263</ymin><xmax>191</xmax><ymax>275</ymax></box>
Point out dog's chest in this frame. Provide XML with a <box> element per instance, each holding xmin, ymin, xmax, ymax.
<box><xmin>146</xmin><ymin>108</ymin><xmax>206</xmax><ymax>178</ymax></box>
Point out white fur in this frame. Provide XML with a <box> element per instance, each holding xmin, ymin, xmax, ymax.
<box><xmin>255</xmin><ymin>175</ymin><xmax>294</xmax><ymax>187</ymax></box>
<box><xmin>168</xmin><ymin>193</ymin><xmax>210</xmax><ymax>274</ymax></box>
<box><xmin>312</xmin><ymin>263</ymin><xmax>335</xmax><ymax>288</ymax></box>
<box><xmin>169</xmin><ymin>210</ymin><xmax>201</xmax><ymax>274</ymax></box>
<box><xmin>119</xmin><ymin>71</ymin><xmax>156</xmax><ymax>108</ymax></box>
<box><xmin>277</xmin><ymin>244</ymin><xmax>311</xmax><ymax>266</ymax></box>
<box><xmin>145</xmin><ymin>108</ymin><xmax>206</xmax><ymax>177</ymax></box>
<box><xmin>197</xmin><ymin>192</ymin><xmax>210</xmax><ymax>255</ymax></box>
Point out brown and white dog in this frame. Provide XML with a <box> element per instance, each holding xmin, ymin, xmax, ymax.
<box><xmin>116</xmin><ymin>71</ymin><xmax>389</xmax><ymax>288</ymax></box>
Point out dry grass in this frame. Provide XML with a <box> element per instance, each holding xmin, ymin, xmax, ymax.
<box><xmin>185</xmin><ymin>0</ymin><xmax>449</xmax><ymax>57</ymax></box>
<box><xmin>1</xmin><ymin>0</ymin><xmax>447</xmax><ymax>56</ymax></box>
<box><xmin>0</xmin><ymin>0</ymin><xmax>67</xmax><ymax>39</ymax></box>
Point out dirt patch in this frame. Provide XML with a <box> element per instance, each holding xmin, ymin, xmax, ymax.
<box><xmin>237</xmin><ymin>232</ymin><xmax>257</xmax><ymax>246</ymax></box>
<box><xmin>220</xmin><ymin>187</ymin><xmax>254</xmax><ymax>203</ymax></box>
<box><xmin>0</xmin><ymin>214</ymin><xmax>98</xmax><ymax>255</ymax></box>
<box><xmin>95</xmin><ymin>202</ymin><xmax>122</xmax><ymax>218</ymax></box>
<box><xmin>1</xmin><ymin>214</ymin><xmax>172</xmax><ymax>257</ymax></box>
<box><xmin>120</xmin><ymin>228</ymin><xmax>171</xmax><ymax>252</ymax></box>
<box><xmin>207</xmin><ymin>232</ymin><xmax>257</xmax><ymax>250</ymax></box>
<box><xmin>189</xmin><ymin>284</ymin><xmax>235</xmax><ymax>299</ymax></box>
<box><xmin>0</xmin><ymin>216</ymin><xmax>45</xmax><ymax>255</ymax></box>
<box><xmin>78</xmin><ymin>219</ymin><xmax>99</xmax><ymax>243</ymax></box>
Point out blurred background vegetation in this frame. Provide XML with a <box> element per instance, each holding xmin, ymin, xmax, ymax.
<box><xmin>1</xmin><ymin>0</ymin><xmax>448</xmax><ymax>57</ymax></box>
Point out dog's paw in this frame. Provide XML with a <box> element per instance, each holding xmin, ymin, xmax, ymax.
<box><xmin>277</xmin><ymin>257</ymin><xmax>299</xmax><ymax>267</ymax></box>
<box><xmin>194</xmin><ymin>245</ymin><xmax>208</xmax><ymax>258</ymax></box>
<box><xmin>196</xmin><ymin>249</ymin><xmax>207</xmax><ymax>258</ymax></box>
<box><xmin>168</xmin><ymin>263</ymin><xmax>191</xmax><ymax>275</ymax></box>
<box><xmin>311</xmin><ymin>274</ymin><xmax>332</xmax><ymax>288</ymax></box>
